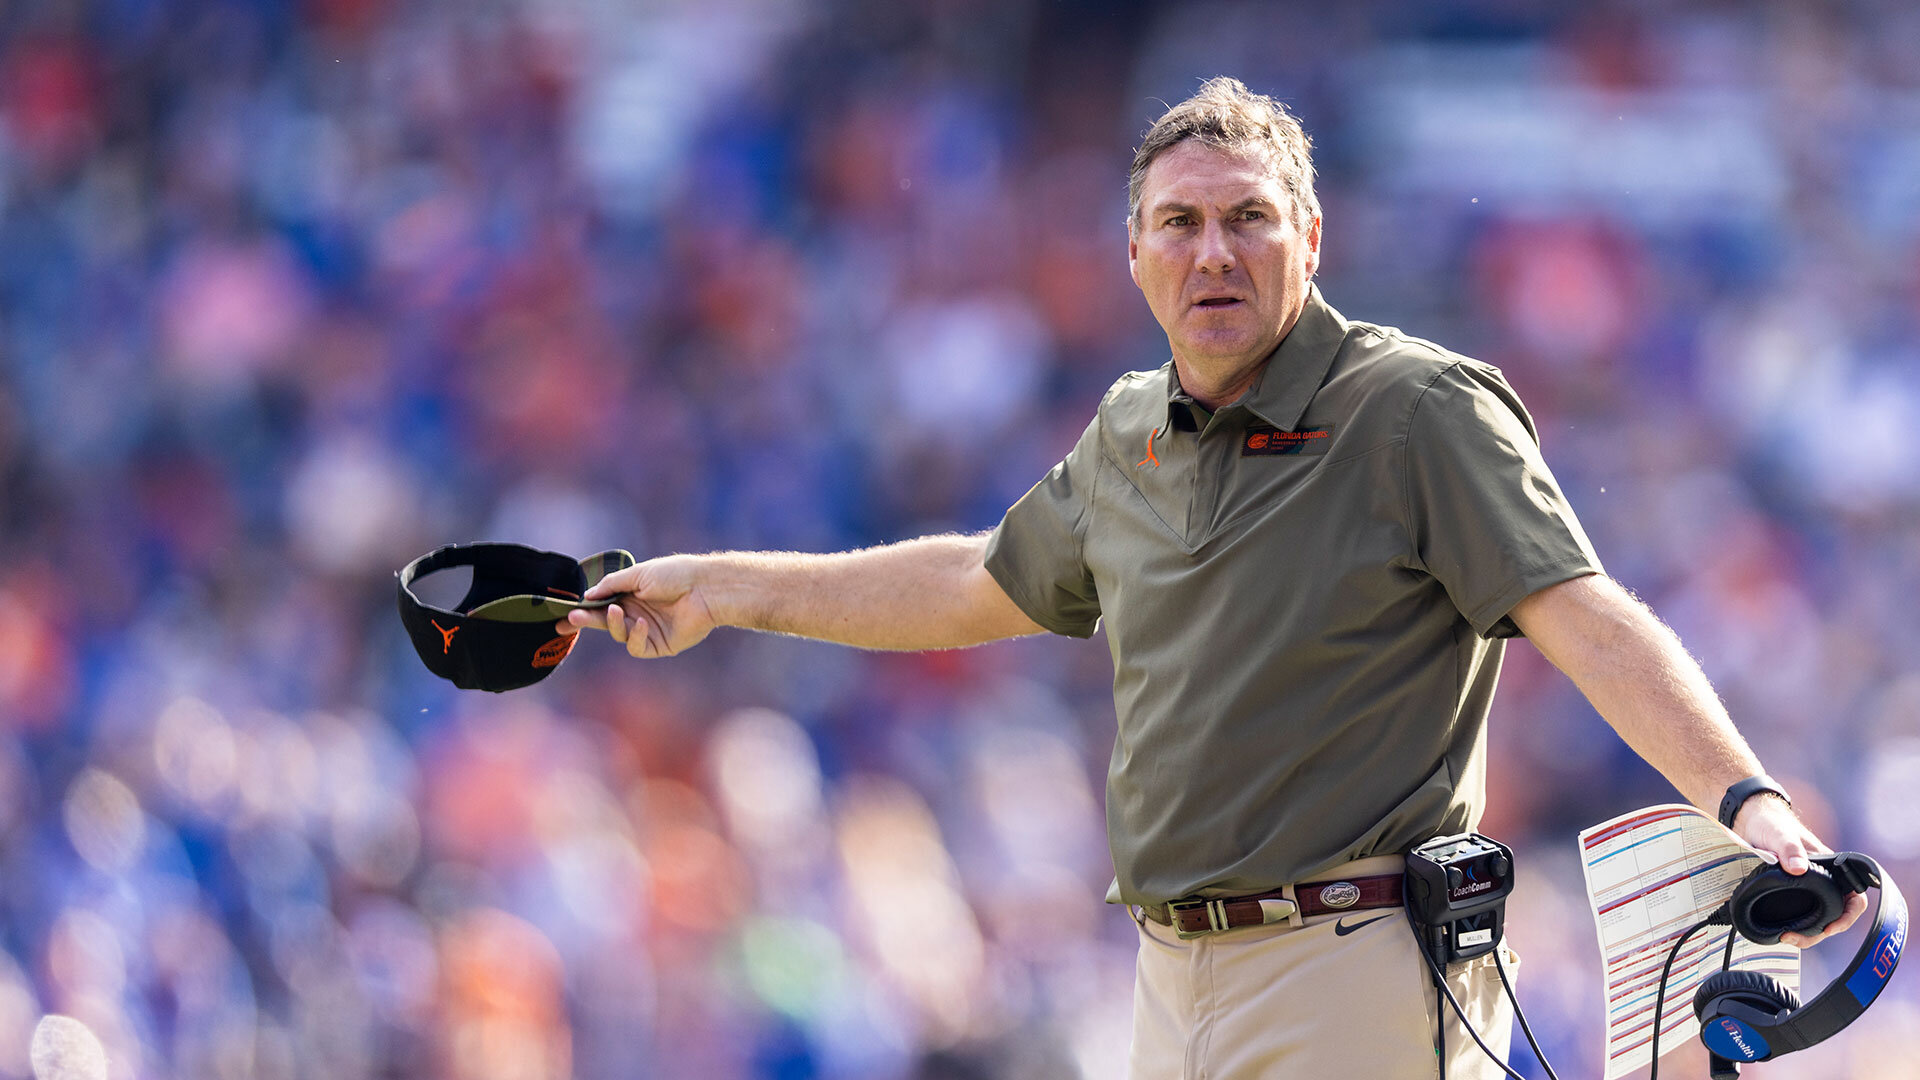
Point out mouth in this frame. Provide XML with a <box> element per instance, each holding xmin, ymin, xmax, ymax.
<box><xmin>1192</xmin><ymin>297</ymin><xmax>1244</xmax><ymax>309</ymax></box>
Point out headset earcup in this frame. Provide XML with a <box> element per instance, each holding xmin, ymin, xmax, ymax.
<box><xmin>1729</xmin><ymin>863</ymin><xmax>1846</xmax><ymax>945</ymax></box>
<box><xmin>1694</xmin><ymin>969</ymin><xmax>1802</xmax><ymax>1021</ymax></box>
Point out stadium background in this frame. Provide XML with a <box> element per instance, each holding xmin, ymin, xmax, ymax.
<box><xmin>1</xmin><ymin>0</ymin><xmax>1917</xmax><ymax>1076</ymax></box>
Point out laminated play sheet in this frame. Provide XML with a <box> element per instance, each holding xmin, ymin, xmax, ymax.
<box><xmin>1578</xmin><ymin>804</ymin><xmax>1801</xmax><ymax>1078</ymax></box>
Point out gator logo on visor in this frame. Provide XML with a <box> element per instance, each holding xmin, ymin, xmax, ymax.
<box><xmin>1319</xmin><ymin>881</ymin><xmax>1361</xmax><ymax>909</ymax></box>
<box><xmin>532</xmin><ymin>636</ymin><xmax>576</xmax><ymax>668</ymax></box>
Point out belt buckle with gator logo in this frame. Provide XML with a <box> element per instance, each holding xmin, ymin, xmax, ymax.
<box><xmin>1243</xmin><ymin>424</ymin><xmax>1333</xmax><ymax>456</ymax></box>
<box><xmin>1319</xmin><ymin>880</ymin><xmax>1361</xmax><ymax>908</ymax></box>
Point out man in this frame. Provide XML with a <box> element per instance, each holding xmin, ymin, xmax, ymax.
<box><xmin>558</xmin><ymin>78</ymin><xmax>1863</xmax><ymax>1077</ymax></box>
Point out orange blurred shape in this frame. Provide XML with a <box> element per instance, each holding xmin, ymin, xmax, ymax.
<box><xmin>0</xmin><ymin>575</ymin><xmax>75</xmax><ymax>731</ymax></box>
<box><xmin>648</xmin><ymin>822</ymin><xmax>749</xmax><ymax>933</ymax></box>
<box><xmin>687</xmin><ymin>235</ymin><xmax>803</xmax><ymax>372</ymax></box>
<box><xmin>302</xmin><ymin>0</ymin><xmax>384</xmax><ymax>38</ymax></box>
<box><xmin>637</xmin><ymin>781</ymin><xmax>748</xmax><ymax>934</ymax></box>
<box><xmin>1026</xmin><ymin>238</ymin><xmax>1134</xmax><ymax>350</ymax></box>
<box><xmin>1474</xmin><ymin>218</ymin><xmax>1639</xmax><ymax>363</ymax></box>
<box><xmin>0</xmin><ymin>37</ymin><xmax>100</xmax><ymax>169</ymax></box>
<box><xmin>462</xmin><ymin>284</ymin><xmax>626</xmax><ymax>469</ymax></box>
<box><xmin>810</xmin><ymin>100</ymin><xmax>912</xmax><ymax>218</ymax></box>
<box><xmin>879</xmin><ymin>648</ymin><xmax>980</xmax><ymax>692</ymax></box>
<box><xmin>439</xmin><ymin>909</ymin><xmax>571</xmax><ymax>1080</ymax></box>
<box><xmin>425</xmin><ymin>719</ymin><xmax>547</xmax><ymax>862</ymax></box>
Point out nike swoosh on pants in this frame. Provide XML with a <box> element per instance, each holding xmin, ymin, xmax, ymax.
<box><xmin>1332</xmin><ymin>912</ymin><xmax>1396</xmax><ymax>936</ymax></box>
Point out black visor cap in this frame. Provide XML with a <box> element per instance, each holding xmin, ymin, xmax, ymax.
<box><xmin>397</xmin><ymin>543</ymin><xmax>633</xmax><ymax>692</ymax></box>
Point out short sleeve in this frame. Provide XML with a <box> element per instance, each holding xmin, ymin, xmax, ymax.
<box><xmin>1403</xmin><ymin>363</ymin><xmax>1602</xmax><ymax>639</ymax></box>
<box><xmin>984</xmin><ymin>417</ymin><xmax>1102</xmax><ymax>638</ymax></box>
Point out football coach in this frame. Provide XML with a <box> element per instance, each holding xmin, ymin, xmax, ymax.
<box><xmin>557</xmin><ymin>77</ymin><xmax>1863</xmax><ymax>1077</ymax></box>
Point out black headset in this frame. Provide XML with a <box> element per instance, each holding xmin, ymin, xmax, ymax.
<box><xmin>1687</xmin><ymin>852</ymin><xmax>1906</xmax><ymax>1073</ymax></box>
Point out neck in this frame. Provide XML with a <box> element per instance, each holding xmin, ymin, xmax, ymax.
<box><xmin>1172</xmin><ymin>357</ymin><xmax>1264</xmax><ymax>411</ymax></box>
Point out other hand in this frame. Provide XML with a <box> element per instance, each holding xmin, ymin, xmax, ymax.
<box><xmin>553</xmin><ymin>554</ymin><xmax>717</xmax><ymax>659</ymax></box>
<box><xmin>1733</xmin><ymin>795</ymin><xmax>1868</xmax><ymax>948</ymax></box>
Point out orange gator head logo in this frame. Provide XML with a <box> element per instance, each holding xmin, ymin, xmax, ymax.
<box><xmin>430</xmin><ymin>619</ymin><xmax>460</xmax><ymax>654</ymax></box>
<box><xmin>532</xmin><ymin>635</ymin><xmax>576</xmax><ymax>669</ymax></box>
<box><xmin>1137</xmin><ymin>427</ymin><xmax>1162</xmax><ymax>469</ymax></box>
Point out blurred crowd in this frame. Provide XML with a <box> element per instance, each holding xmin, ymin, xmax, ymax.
<box><xmin>1</xmin><ymin>0</ymin><xmax>1918</xmax><ymax>1077</ymax></box>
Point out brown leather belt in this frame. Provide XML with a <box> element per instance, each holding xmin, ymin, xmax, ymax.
<box><xmin>1143</xmin><ymin>873</ymin><xmax>1404</xmax><ymax>939</ymax></box>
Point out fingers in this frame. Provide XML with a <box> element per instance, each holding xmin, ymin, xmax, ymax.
<box><xmin>558</xmin><ymin>608</ymin><xmax>608</xmax><ymax>636</ymax></box>
<box><xmin>1833</xmin><ymin>891</ymin><xmax>1870</xmax><ymax>936</ymax></box>
<box><xmin>1736</xmin><ymin>799</ymin><xmax>1817</xmax><ymax>875</ymax></box>
<box><xmin>602</xmin><ymin>600</ymin><xmax>657</xmax><ymax>656</ymax></box>
<box><xmin>619</xmin><ymin>605</ymin><xmax>656</xmax><ymax>658</ymax></box>
<box><xmin>1778</xmin><ymin>834</ymin><xmax>1811</xmax><ymax>876</ymax></box>
<box><xmin>556</xmin><ymin>598</ymin><xmax>664</xmax><ymax>658</ymax></box>
<box><xmin>1781</xmin><ymin>892</ymin><xmax>1870</xmax><ymax>948</ymax></box>
<box><xmin>546</xmin><ymin>580</ymin><xmax>685</xmax><ymax>660</ymax></box>
<box><xmin>584</xmin><ymin>564</ymin><xmax>643</xmax><ymax>601</ymax></box>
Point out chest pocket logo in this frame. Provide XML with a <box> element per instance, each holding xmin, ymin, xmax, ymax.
<box><xmin>1243</xmin><ymin>424</ymin><xmax>1334</xmax><ymax>457</ymax></box>
<box><xmin>1137</xmin><ymin>426</ymin><xmax>1162</xmax><ymax>468</ymax></box>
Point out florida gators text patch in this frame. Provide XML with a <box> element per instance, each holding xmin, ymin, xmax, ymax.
<box><xmin>1242</xmin><ymin>425</ymin><xmax>1334</xmax><ymax>456</ymax></box>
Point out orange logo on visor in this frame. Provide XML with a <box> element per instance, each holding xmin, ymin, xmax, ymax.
<box><xmin>430</xmin><ymin>620</ymin><xmax>460</xmax><ymax>654</ymax></box>
<box><xmin>532</xmin><ymin>635</ymin><xmax>576</xmax><ymax>668</ymax></box>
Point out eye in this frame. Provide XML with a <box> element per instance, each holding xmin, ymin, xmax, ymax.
<box><xmin>1237</xmin><ymin>208</ymin><xmax>1266</xmax><ymax>221</ymax></box>
<box><xmin>1163</xmin><ymin>214</ymin><xmax>1193</xmax><ymax>227</ymax></box>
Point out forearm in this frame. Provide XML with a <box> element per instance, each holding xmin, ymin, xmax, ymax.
<box><xmin>695</xmin><ymin>532</ymin><xmax>1045</xmax><ymax>651</ymax></box>
<box><xmin>1511</xmin><ymin>575</ymin><xmax>1766</xmax><ymax>811</ymax></box>
<box><xmin>1511</xmin><ymin>574</ymin><xmax>1867</xmax><ymax>944</ymax></box>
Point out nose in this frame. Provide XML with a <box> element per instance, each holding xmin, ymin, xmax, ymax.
<box><xmin>1196</xmin><ymin>218</ymin><xmax>1235</xmax><ymax>274</ymax></box>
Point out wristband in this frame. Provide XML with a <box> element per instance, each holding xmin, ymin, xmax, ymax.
<box><xmin>1718</xmin><ymin>774</ymin><xmax>1791</xmax><ymax>829</ymax></box>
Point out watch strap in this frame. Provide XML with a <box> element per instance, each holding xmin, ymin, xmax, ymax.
<box><xmin>1718</xmin><ymin>774</ymin><xmax>1791</xmax><ymax>829</ymax></box>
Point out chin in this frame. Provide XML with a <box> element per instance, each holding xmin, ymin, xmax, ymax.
<box><xmin>1178</xmin><ymin>333</ymin><xmax>1261</xmax><ymax>361</ymax></box>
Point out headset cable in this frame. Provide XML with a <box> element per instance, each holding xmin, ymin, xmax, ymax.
<box><xmin>1405</xmin><ymin>895</ymin><xmax>1560</xmax><ymax>1080</ymax></box>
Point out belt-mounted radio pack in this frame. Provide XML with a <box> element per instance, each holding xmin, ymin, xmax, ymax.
<box><xmin>1406</xmin><ymin>833</ymin><xmax>1515</xmax><ymax>964</ymax></box>
<box><xmin>1403</xmin><ymin>833</ymin><xmax>1560</xmax><ymax>1080</ymax></box>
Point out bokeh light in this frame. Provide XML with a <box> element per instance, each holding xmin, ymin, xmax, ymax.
<box><xmin>60</xmin><ymin>773</ymin><xmax>143</xmax><ymax>874</ymax></box>
<box><xmin>27</xmin><ymin>1015</ymin><xmax>107</xmax><ymax>1080</ymax></box>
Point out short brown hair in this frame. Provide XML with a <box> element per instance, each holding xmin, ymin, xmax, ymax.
<box><xmin>1128</xmin><ymin>77</ymin><xmax>1319</xmax><ymax>231</ymax></box>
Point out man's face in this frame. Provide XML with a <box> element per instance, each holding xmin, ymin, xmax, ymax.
<box><xmin>1129</xmin><ymin>141</ymin><xmax>1321</xmax><ymax>385</ymax></box>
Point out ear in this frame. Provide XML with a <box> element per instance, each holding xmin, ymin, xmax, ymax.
<box><xmin>1304</xmin><ymin>214</ymin><xmax>1322</xmax><ymax>279</ymax></box>
<box><xmin>1128</xmin><ymin>218</ymin><xmax>1141</xmax><ymax>289</ymax></box>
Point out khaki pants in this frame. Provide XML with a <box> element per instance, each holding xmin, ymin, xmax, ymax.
<box><xmin>1129</xmin><ymin>863</ymin><xmax>1519</xmax><ymax>1080</ymax></box>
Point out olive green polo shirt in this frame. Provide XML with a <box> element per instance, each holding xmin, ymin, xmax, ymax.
<box><xmin>985</xmin><ymin>286</ymin><xmax>1602</xmax><ymax>906</ymax></box>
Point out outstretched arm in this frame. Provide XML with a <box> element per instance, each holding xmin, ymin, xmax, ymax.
<box><xmin>556</xmin><ymin>532</ymin><xmax>1047</xmax><ymax>656</ymax></box>
<box><xmin>1509</xmin><ymin>573</ymin><xmax>1867</xmax><ymax>947</ymax></box>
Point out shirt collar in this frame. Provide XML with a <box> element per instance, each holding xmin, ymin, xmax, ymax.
<box><xmin>1165</xmin><ymin>283</ymin><xmax>1348</xmax><ymax>432</ymax></box>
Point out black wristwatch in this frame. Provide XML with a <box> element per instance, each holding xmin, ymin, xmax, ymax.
<box><xmin>1717</xmin><ymin>774</ymin><xmax>1791</xmax><ymax>829</ymax></box>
